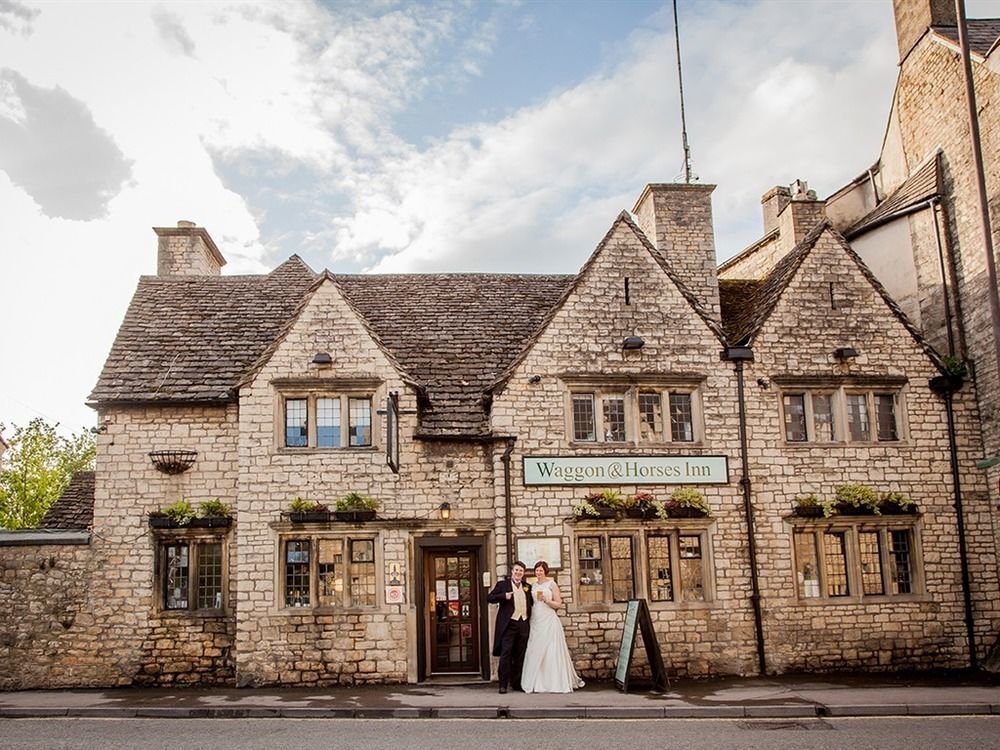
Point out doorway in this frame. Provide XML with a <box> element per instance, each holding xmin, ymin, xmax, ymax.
<box><xmin>415</xmin><ymin>536</ymin><xmax>489</xmax><ymax>680</ymax></box>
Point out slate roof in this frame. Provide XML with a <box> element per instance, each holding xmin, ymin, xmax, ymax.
<box><xmin>933</xmin><ymin>19</ymin><xmax>1000</xmax><ymax>57</ymax></box>
<box><xmin>845</xmin><ymin>154</ymin><xmax>941</xmax><ymax>239</ymax></box>
<box><xmin>719</xmin><ymin>279</ymin><xmax>764</xmax><ymax>343</ymax></box>
<box><xmin>41</xmin><ymin>471</ymin><xmax>95</xmax><ymax>530</ymax></box>
<box><xmin>335</xmin><ymin>274</ymin><xmax>573</xmax><ymax>436</ymax></box>
<box><xmin>89</xmin><ymin>257</ymin><xmax>317</xmax><ymax>404</ymax></box>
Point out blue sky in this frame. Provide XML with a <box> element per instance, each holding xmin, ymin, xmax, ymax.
<box><xmin>1</xmin><ymin>0</ymin><xmax>998</xmax><ymax>435</ymax></box>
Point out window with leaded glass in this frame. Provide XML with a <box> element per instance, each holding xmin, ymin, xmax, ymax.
<box><xmin>669</xmin><ymin>393</ymin><xmax>694</xmax><ymax>442</ymax></box>
<box><xmin>316</xmin><ymin>397</ymin><xmax>341</xmax><ymax>448</ymax></box>
<box><xmin>846</xmin><ymin>393</ymin><xmax>870</xmax><ymax>442</ymax></box>
<box><xmin>577</xmin><ymin>536</ymin><xmax>604</xmax><ymax>604</ymax></box>
<box><xmin>603</xmin><ymin>395</ymin><xmax>627</xmax><ymax>442</ymax></box>
<box><xmin>876</xmin><ymin>394</ymin><xmax>898</xmax><ymax>442</ymax></box>
<box><xmin>678</xmin><ymin>535</ymin><xmax>704</xmax><ymax>601</ymax></box>
<box><xmin>792</xmin><ymin>523</ymin><xmax>919</xmax><ymax>601</ymax></box>
<box><xmin>609</xmin><ymin>536</ymin><xmax>635</xmax><ymax>602</ymax></box>
<box><xmin>158</xmin><ymin>538</ymin><xmax>226</xmax><ymax>613</ymax></box>
<box><xmin>813</xmin><ymin>393</ymin><xmax>835</xmax><ymax>441</ymax></box>
<box><xmin>647</xmin><ymin>534</ymin><xmax>673</xmax><ymax>602</ymax></box>
<box><xmin>782</xmin><ymin>394</ymin><xmax>807</xmax><ymax>442</ymax></box>
<box><xmin>349</xmin><ymin>398</ymin><xmax>372</xmax><ymax>447</ymax></box>
<box><xmin>638</xmin><ymin>392</ymin><xmax>662</xmax><ymax>442</ymax></box>
<box><xmin>285</xmin><ymin>398</ymin><xmax>308</xmax><ymax>447</ymax></box>
<box><xmin>281</xmin><ymin>535</ymin><xmax>379</xmax><ymax>609</ymax></box>
<box><xmin>572</xmin><ymin>394</ymin><xmax>597</xmax><ymax>441</ymax></box>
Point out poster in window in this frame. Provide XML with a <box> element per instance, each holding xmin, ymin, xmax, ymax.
<box><xmin>516</xmin><ymin>537</ymin><xmax>563</xmax><ymax>570</ymax></box>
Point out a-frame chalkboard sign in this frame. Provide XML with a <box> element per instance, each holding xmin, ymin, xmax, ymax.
<box><xmin>614</xmin><ymin>599</ymin><xmax>669</xmax><ymax>692</ymax></box>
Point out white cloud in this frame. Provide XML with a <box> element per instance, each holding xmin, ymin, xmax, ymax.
<box><xmin>0</xmin><ymin>0</ymin><xmax>914</xmax><ymax>438</ymax></box>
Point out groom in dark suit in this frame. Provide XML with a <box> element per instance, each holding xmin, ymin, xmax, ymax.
<box><xmin>488</xmin><ymin>561</ymin><xmax>533</xmax><ymax>693</ymax></box>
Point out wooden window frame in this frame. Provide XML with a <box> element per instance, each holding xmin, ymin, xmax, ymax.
<box><xmin>790</xmin><ymin>519</ymin><xmax>923</xmax><ymax>603</ymax></box>
<box><xmin>777</xmin><ymin>385</ymin><xmax>906</xmax><ymax>445</ymax></box>
<box><xmin>564</xmin><ymin>383</ymin><xmax>704</xmax><ymax>446</ymax></box>
<box><xmin>273</xmin><ymin>379</ymin><xmax>382</xmax><ymax>452</ymax></box>
<box><xmin>276</xmin><ymin>532</ymin><xmax>381</xmax><ymax>612</ymax></box>
<box><xmin>153</xmin><ymin>529</ymin><xmax>230</xmax><ymax>616</ymax></box>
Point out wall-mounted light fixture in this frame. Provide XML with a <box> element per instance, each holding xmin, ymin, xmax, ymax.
<box><xmin>312</xmin><ymin>352</ymin><xmax>333</xmax><ymax>365</ymax></box>
<box><xmin>756</xmin><ymin>378</ymin><xmax>770</xmax><ymax>390</ymax></box>
<box><xmin>833</xmin><ymin>347</ymin><xmax>859</xmax><ymax>361</ymax></box>
<box><xmin>438</xmin><ymin>502</ymin><xmax>451</xmax><ymax>521</ymax></box>
<box><xmin>529</xmin><ymin>375</ymin><xmax>542</xmax><ymax>384</ymax></box>
<box><xmin>622</xmin><ymin>336</ymin><xmax>645</xmax><ymax>351</ymax></box>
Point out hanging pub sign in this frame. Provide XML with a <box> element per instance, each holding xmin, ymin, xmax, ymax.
<box><xmin>386</xmin><ymin>391</ymin><xmax>400</xmax><ymax>474</ymax></box>
<box><xmin>523</xmin><ymin>455</ymin><xmax>728</xmax><ymax>486</ymax></box>
<box><xmin>615</xmin><ymin>599</ymin><xmax>669</xmax><ymax>692</ymax></box>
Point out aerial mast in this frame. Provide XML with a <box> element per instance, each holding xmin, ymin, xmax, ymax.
<box><xmin>673</xmin><ymin>0</ymin><xmax>693</xmax><ymax>183</ymax></box>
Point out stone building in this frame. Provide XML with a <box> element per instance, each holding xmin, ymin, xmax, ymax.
<box><xmin>1</xmin><ymin>174</ymin><xmax>997</xmax><ymax>688</ymax></box>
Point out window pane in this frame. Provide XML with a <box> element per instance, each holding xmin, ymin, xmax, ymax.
<box><xmin>603</xmin><ymin>395</ymin><xmax>627</xmax><ymax>442</ymax></box>
<box><xmin>859</xmin><ymin>531</ymin><xmax>884</xmax><ymax>595</ymax></box>
<box><xmin>350</xmin><ymin>539</ymin><xmax>376</xmax><ymax>606</ymax></box>
<box><xmin>196</xmin><ymin>542</ymin><xmax>223</xmax><ymax>609</ymax></box>
<box><xmin>889</xmin><ymin>530</ymin><xmax>914</xmax><ymax>594</ymax></box>
<box><xmin>285</xmin><ymin>398</ymin><xmax>308</xmax><ymax>447</ymax></box>
<box><xmin>679</xmin><ymin>535</ymin><xmax>704</xmax><ymax>601</ymax></box>
<box><xmin>783</xmin><ymin>394</ymin><xmax>807</xmax><ymax>442</ymax></box>
<box><xmin>876</xmin><ymin>394</ymin><xmax>899</xmax><ymax>442</ymax></box>
<box><xmin>164</xmin><ymin>543</ymin><xmax>189</xmax><ymax>610</ymax></box>
<box><xmin>609</xmin><ymin>536</ymin><xmax>635</xmax><ymax>602</ymax></box>
<box><xmin>823</xmin><ymin>532</ymin><xmax>850</xmax><ymax>596</ymax></box>
<box><xmin>846</xmin><ymin>394</ymin><xmax>870</xmax><ymax>441</ymax></box>
<box><xmin>285</xmin><ymin>540</ymin><xmax>310</xmax><ymax>607</ymax></box>
<box><xmin>318</xmin><ymin>538</ymin><xmax>344</xmax><ymax>607</ymax></box>
<box><xmin>638</xmin><ymin>392</ymin><xmax>663</xmax><ymax>442</ymax></box>
<box><xmin>349</xmin><ymin>398</ymin><xmax>372</xmax><ymax>446</ymax></box>
<box><xmin>647</xmin><ymin>534</ymin><xmax>673</xmax><ymax>602</ymax></box>
<box><xmin>813</xmin><ymin>394</ymin><xmax>835</xmax><ymax>441</ymax></box>
<box><xmin>669</xmin><ymin>393</ymin><xmax>694</xmax><ymax>442</ymax></box>
<box><xmin>572</xmin><ymin>394</ymin><xmax>596</xmax><ymax>442</ymax></box>
<box><xmin>317</xmin><ymin>397</ymin><xmax>341</xmax><ymax>448</ymax></box>
<box><xmin>577</xmin><ymin>536</ymin><xmax>604</xmax><ymax>604</ymax></box>
<box><xmin>794</xmin><ymin>532</ymin><xmax>821</xmax><ymax>598</ymax></box>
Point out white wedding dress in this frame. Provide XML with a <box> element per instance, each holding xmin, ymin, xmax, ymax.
<box><xmin>520</xmin><ymin>580</ymin><xmax>585</xmax><ymax>693</ymax></box>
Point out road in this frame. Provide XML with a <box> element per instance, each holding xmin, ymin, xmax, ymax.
<box><xmin>2</xmin><ymin>717</ymin><xmax>1000</xmax><ymax>749</ymax></box>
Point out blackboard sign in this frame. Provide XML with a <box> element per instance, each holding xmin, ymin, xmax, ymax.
<box><xmin>614</xmin><ymin>599</ymin><xmax>669</xmax><ymax>692</ymax></box>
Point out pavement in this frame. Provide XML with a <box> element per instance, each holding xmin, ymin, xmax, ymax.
<box><xmin>2</xmin><ymin>671</ymin><xmax>1000</xmax><ymax>720</ymax></box>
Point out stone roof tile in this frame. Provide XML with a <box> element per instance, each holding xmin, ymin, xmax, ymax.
<box><xmin>933</xmin><ymin>19</ymin><xmax>1000</xmax><ymax>57</ymax></box>
<box><xmin>41</xmin><ymin>470</ymin><xmax>95</xmax><ymax>530</ymax></box>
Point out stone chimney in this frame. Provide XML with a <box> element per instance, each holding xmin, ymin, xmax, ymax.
<box><xmin>893</xmin><ymin>0</ymin><xmax>955</xmax><ymax>62</ymax></box>
<box><xmin>632</xmin><ymin>183</ymin><xmax>720</xmax><ymax>319</ymax></box>
<box><xmin>777</xmin><ymin>180</ymin><xmax>826</xmax><ymax>251</ymax></box>
<box><xmin>761</xmin><ymin>186</ymin><xmax>791</xmax><ymax>235</ymax></box>
<box><xmin>154</xmin><ymin>220</ymin><xmax>226</xmax><ymax>276</ymax></box>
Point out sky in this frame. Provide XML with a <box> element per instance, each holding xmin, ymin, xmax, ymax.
<box><xmin>1</xmin><ymin>0</ymin><xmax>999</xmax><ymax>438</ymax></box>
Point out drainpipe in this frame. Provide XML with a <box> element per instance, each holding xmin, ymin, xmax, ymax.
<box><xmin>721</xmin><ymin>345</ymin><xmax>767</xmax><ymax>674</ymax></box>
<box><xmin>930</xmin><ymin>373</ymin><xmax>978</xmax><ymax>669</ymax></box>
<box><xmin>501</xmin><ymin>437</ymin><xmax>516</xmax><ymax>567</ymax></box>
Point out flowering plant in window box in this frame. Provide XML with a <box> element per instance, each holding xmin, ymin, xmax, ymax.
<box><xmin>664</xmin><ymin>487</ymin><xmax>710</xmax><ymax>518</ymax></box>
<box><xmin>149</xmin><ymin>498</ymin><xmax>232</xmax><ymax>528</ymax></box>
<box><xmin>623</xmin><ymin>491</ymin><xmax>668</xmax><ymax>520</ymax></box>
<box><xmin>833</xmin><ymin>483</ymin><xmax>882</xmax><ymax>515</ymax></box>
<box><xmin>879</xmin><ymin>491</ymin><xmax>917</xmax><ymax>515</ymax></box>
<box><xmin>573</xmin><ymin>489</ymin><xmax>622</xmax><ymax>519</ymax></box>
<box><xmin>793</xmin><ymin>494</ymin><xmax>834</xmax><ymax>518</ymax></box>
<box><xmin>334</xmin><ymin>492</ymin><xmax>379</xmax><ymax>522</ymax></box>
<box><xmin>286</xmin><ymin>497</ymin><xmax>330</xmax><ymax>523</ymax></box>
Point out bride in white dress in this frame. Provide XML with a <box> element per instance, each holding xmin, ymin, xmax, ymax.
<box><xmin>520</xmin><ymin>561</ymin><xmax>585</xmax><ymax>693</ymax></box>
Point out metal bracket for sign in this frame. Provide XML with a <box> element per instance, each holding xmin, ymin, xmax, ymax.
<box><xmin>614</xmin><ymin>599</ymin><xmax>670</xmax><ymax>693</ymax></box>
<box><xmin>385</xmin><ymin>391</ymin><xmax>400</xmax><ymax>474</ymax></box>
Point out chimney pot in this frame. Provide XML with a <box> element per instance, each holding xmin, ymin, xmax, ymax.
<box><xmin>177</xmin><ymin>220</ymin><xmax>196</xmax><ymax>228</ymax></box>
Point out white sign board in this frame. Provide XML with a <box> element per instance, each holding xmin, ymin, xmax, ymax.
<box><xmin>523</xmin><ymin>455</ymin><xmax>729</xmax><ymax>486</ymax></box>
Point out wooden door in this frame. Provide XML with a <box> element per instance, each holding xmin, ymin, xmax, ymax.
<box><xmin>426</xmin><ymin>549</ymin><xmax>480</xmax><ymax>673</ymax></box>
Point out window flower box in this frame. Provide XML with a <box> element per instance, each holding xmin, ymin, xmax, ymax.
<box><xmin>334</xmin><ymin>509</ymin><xmax>376</xmax><ymax>522</ymax></box>
<box><xmin>333</xmin><ymin>492</ymin><xmax>380</xmax><ymax>522</ymax></box>
<box><xmin>149</xmin><ymin>513</ymin><xmax>232</xmax><ymax>529</ymax></box>
<box><xmin>287</xmin><ymin>511</ymin><xmax>332</xmax><ymax>524</ymax></box>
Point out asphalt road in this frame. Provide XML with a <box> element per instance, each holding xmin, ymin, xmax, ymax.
<box><xmin>2</xmin><ymin>717</ymin><xmax>1000</xmax><ymax>750</ymax></box>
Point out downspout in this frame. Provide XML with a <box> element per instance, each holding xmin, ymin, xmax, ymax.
<box><xmin>501</xmin><ymin>437</ymin><xmax>516</xmax><ymax>567</ymax></box>
<box><xmin>929</xmin><ymin>197</ymin><xmax>957</xmax><ymax>357</ymax></box>
<box><xmin>930</xmin><ymin>374</ymin><xmax>978</xmax><ymax>669</ymax></box>
<box><xmin>721</xmin><ymin>345</ymin><xmax>767</xmax><ymax>674</ymax></box>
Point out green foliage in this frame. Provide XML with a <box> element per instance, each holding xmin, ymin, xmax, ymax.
<box><xmin>881</xmin><ymin>491</ymin><xmax>915</xmax><ymax>512</ymax></box>
<box><xmin>335</xmin><ymin>492</ymin><xmax>379</xmax><ymax>511</ymax></box>
<box><xmin>584</xmin><ymin>488</ymin><xmax>625</xmax><ymax>508</ymax></box>
<box><xmin>161</xmin><ymin>499</ymin><xmax>195</xmax><ymax>525</ymax></box>
<box><xmin>834</xmin><ymin>483</ymin><xmax>881</xmax><ymax>514</ymax></box>
<box><xmin>288</xmin><ymin>497</ymin><xmax>326</xmax><ymax>513</ymax></box>
<box><xmin>941</xmin><ymin>355</ymin><xmax>968</xmax><ymax>379</ymax></box>
<box><xmin>795</xmin><ymin>494</ymin><xmax>835</xmax><ymax>518</ymax></box>
<box><xmin>669</xmin><ymin>487</ymin><xmax>710</xmax><ymax>513</ymax></box>
<box><xmin>0</xmin><ymin>418</ymin><xmax>96</xmax><ymax>529</ymax></box>
<box><xmin>572</xmin><ymin>499</ymin><xmax>600</xmax><ymax>518</ymax></box>
<box><xmin>198</xmin><ymin>499</ymin><xmax>231</xmax><ymax>518</ymax></box>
